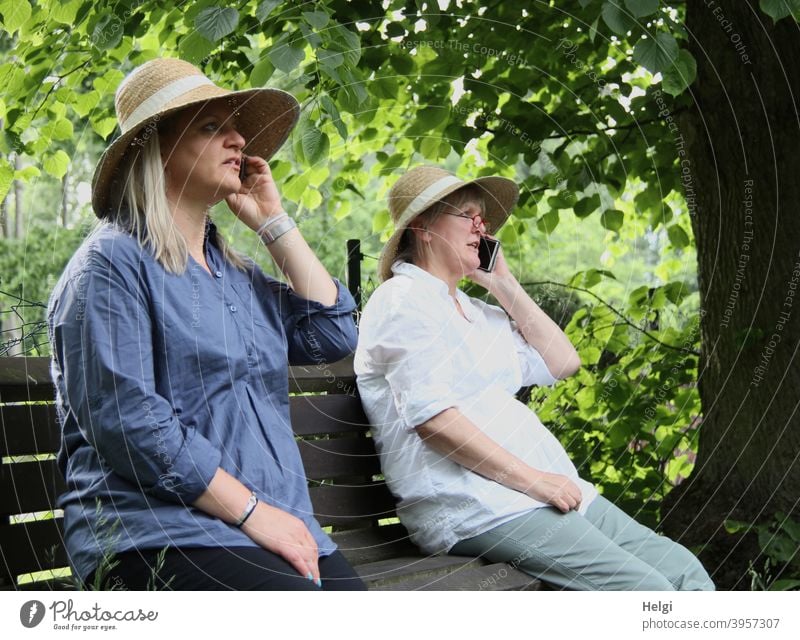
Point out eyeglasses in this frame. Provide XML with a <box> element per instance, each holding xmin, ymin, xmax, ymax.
<box><xmin>441</xmin><ymin>207</ymin><xmax>484</xmax><ymax>229</ymax></box>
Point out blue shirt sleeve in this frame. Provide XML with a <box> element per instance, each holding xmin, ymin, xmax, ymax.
<box><xmin>260</xmin><ymin>275</ymin><xmax>358</xmax><ymax>366</ymax></box>
<box><xmin>49</xmin><ymin>250</ymin><xmax>222</xmax><ymax>504</ymax></box>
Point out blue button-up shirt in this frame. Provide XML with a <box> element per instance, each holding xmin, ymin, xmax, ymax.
<box><xmin>47</xmin><ymin>222</ymin><xmax>358</xmax><ymax>581</ymax></box>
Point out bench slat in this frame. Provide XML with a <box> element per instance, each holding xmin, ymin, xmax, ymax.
<box><xmin>298</xmin><ymin>438</ymin><xmax>380</xmax><ymax>481</ymax></box>
<box><xmin>289</xmin><ymin>394</ymin><xmax>369</xmax><ymax>436</ymax></box>
<box><xmin>309</xmin><ymin>483</ymin><xmax>397</xmax><ymax>527</ymax></box>
<box><xmin>330</xmin><ymin>523</ymin><xmax>418</xmax><ymax>566</ymax></box>
<box><xmin>0</xmin><ymin>459</ymin><xmax>65</xmax><ymax>515</ymax></box>
<box><xmin>0</xmin><ymin>404</ymin><xmax>60</xmax><ymax>457</ymax></box>
<box><xmin>370</xmin><ymin>560</ymin><xmax>541</xmax><ymax>591</ymax></box>
<box><xmin>0</xmin><ymin>357</ymin><xmax>357</xmax><ymax>400</ymax></box>
<box><xmin>0</xmin><ymin>518</ymin><xmax>68</xmax><ymax>580</ymax></box>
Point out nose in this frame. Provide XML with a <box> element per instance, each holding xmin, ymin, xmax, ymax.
<box><xmin>474</xmin><ymin>214</ymin><xmax>486</xmax><ymax>232</ymax></box>
<box><xmin>225</xmin><ymin>124</ymin><xmax>246</xmax><ymax>150</ymax></box>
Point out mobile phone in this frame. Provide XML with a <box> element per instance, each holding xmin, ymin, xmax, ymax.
<box><xmin>478</xmin><ymin>236</ymin><xmax>500</xmax><ymax>272</ymax></box>
<box><xmin>239</xmin><ymin>156</ymin><xmax>247</xmax><ymax>182</ymax></box>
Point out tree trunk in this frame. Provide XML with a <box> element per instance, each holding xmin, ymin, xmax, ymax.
<box><xmin>13</xmin><ymin>153</ymin><xmax>23</xmax><ymax>239</ymax></box>
<box><xmin>660</xmin><ymin>1</ymin><xmax>800</xmax><ymax>590</ymax></box>
<box><xmin>61</xmin><ymin>170</ymin><xmax>69</xmax><ymax>227</ymax></box>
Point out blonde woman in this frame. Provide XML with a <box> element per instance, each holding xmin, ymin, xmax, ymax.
<box><xmin>47</xmin><ymin>58</ymin><xmax>364</xmax><ymax>590</ymax></box>
<box><xmin>355</xmin><ymin>166</ymin><xmax>714</xmax><ymax>591</ymax></box>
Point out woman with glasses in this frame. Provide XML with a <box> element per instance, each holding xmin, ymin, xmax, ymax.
<box><xmin>354</xmin><ymin>166</ymin><xmax>714</xmax><ymax>591</ymax></box>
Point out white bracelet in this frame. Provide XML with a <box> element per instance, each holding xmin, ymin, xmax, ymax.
<box><xmin>235</xmin><ymin>492</ymin><xmax>258</xmax><ymax>528</ymax></box>
<box><xmin>255</xmin><ymin>212</ymin><xmax>289</xmax><ymax>236</ymax></box>
<box><xmin>259</xmin><ymin>216</ymin><xmax>297</xmax><ymax>244</ymax></box>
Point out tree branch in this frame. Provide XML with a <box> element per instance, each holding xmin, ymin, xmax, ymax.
<box><xmin>521</xmin><ymin>280</ymin><xmax>701</xmax><ymax>357</ymax></box>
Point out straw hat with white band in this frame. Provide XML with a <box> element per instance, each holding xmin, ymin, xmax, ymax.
<box><xmin>378</xmin><ymin>166</ymin><xmax>519</xmax><ymax>282</ymax></box>
<box><xmin>91</xmin><ymin>57</ymin><xmax>299</xmax><ymax>218</ymax></box>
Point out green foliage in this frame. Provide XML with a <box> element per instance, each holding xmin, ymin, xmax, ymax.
<box><xmin>727</xmin><ymin>513</ymin><xmax>800</xmax><ymax>590</ymax></box>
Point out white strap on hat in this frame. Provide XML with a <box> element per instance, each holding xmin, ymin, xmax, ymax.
<box><xmin>404</xmin><ymin>174</ymin><xmax>463</xmax><ymax>218</ymax></box>
<box><xmin>120</xmin><ymin>75</ymin><xmax>215</xmax><ymax>132</ymax></box>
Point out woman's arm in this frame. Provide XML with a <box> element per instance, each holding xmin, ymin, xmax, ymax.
<box><xmin>470</xmin><ymin>241</ymin><xmax>580</xmax><ymax>379</ymax></box>
<box><xmin>225</xmin><ymin>156</ymin><xmax>337</xmax><ymax>305</ymax></box>
<box><xmin>193</xmin><ymin>468</ymin><xmax>320</xmax><ymax>584</ymax></box>
<box><xmin>416</xmin><ymin>408</ymin><xmax>583</xmax><ymax>513</ymax></box>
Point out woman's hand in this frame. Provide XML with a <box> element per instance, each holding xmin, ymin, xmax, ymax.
<box><xmin>241</xmin><ymin>501</ymin><xmax>321</xmax><ymax>585</ymax></box>
<box><xmin>467</xmin><ymin>234</ymin><xmax>517</xmax><ymax>294</ymax></box>
<box><xmin>525</xmin><ymin>471</ymin><xmax>583</xmax><ymax>513</ymax></box>
<box><xmin>224</xmin><ymin>154</ymin><xmax>284</xmax><ymax>231</ymax></box>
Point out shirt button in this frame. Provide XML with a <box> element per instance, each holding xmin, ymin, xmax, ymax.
<box><xmin>229</xmin><ymin>304</ymin><xmax>237</xmax><ymax>313</ymax></box>
<box><xmin>214</xmin><ymin>270</ymin><xmax>223</xmax><ymax>278</ymax></box>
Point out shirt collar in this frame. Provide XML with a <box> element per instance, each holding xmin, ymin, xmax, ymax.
<box><xmin>391</xmin><ymin>260</ymin><xmax>450</xmax><ymax>296</ymax></box>
<box><xmin>390</xmin><ymin>260</ymin><xmax>478</xmax><ymax>322</ymax></box>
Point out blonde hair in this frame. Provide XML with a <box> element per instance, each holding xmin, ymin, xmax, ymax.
<box><xmin>395</xmin><ymin>185</ymin><xmax>486</xmax><ymax>266</ymax></box>
<box><xmin>111</xmin><ymin>131</ymin><xmax>250</xmax><ymax>274</ymax></box>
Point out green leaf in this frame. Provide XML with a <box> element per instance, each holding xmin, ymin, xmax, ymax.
<box><xmin>419</xmin><ymin>136</ymin><xmax>444</xmax><ymax>159</ymax></box>
<box><xmin>543</xmin><ymin>192</ymin><xmax>570</xmax><ymax>210</ymax></box>
<box><xmin>318</xmin><ymin>48</ymin><xmax>344</xmax><ymax>70</ymax></box>
<box><xmin>256</xmin><ymin>0</ymin><xmax>281</xmax><ymax>22</ymax></box>
<box><xmin>303</xmin><ymin>10</ymin><xmax>329</xmax><ymax>29</ymax></box>
<box><xmin>179</xmin><ymin>30</ymin><xmax>215</xmax><ymax>64</ymax></box>
<box><xmin>73</xmin><ymin>90</ymin><xmax>101</xmax><ymax>118</ymax></box>
<box><xmin>91</xmin><ymin>14</ymin><xmax>123</xmax><ymax>51</ymax></box>
<box><xmin>283</xmin><ymin>171</ymin><xmax>311</xmax><ymax>203</ymax></box>
<box><xmin>250</xmin><ymin>57</ymin><xmax>275</xmax><ymax>86</ymax></box>
<box><xmin>196</xmin><ymin>6</ymin><xmax>239</xmax><ymax>42</ymax></box>
<box><xmin>662</xmin><ymin>50</ymin><xmax>697</xmax><ymax>96</ymax></box>
<box><xmin>42</xmin><ymin>118</ymin><xmax>74</xmax><ymax>141</ymax></box>
<box><xmin>667</xmin><ymin>224</ymin><xmax>690</xmax><ymax>248</ymax></box>
<box><xmin>624</xmin><ymin>0</ymin><xmax>659</xmax><ymax>18</ymax></box>
<box><xmin>301</xmin><ymin>123</ymin><xmax>330</xmax><ymax>166</ymax></box>
<box><xmin>14</xmin><ymin>164</ymin><xmax>39</xmax><ymax>181</ymax></box>
<box><xmin>601</xmin><ymin>1</ymin><xmax>636</xmax><ymax>35</ymax></box>
<box><xmin>43</xmin><ymin>150</ymin><xmax>70</xmax><ymax>180</ymax></box>
<box><xmin>385</xmin><ymin>22</ymin><xmax>405</xmax><ymax>37</ymax></box>
<box><xmin>600</xmin><ymin>208</ymin><xmax>624</xmax><ymax>231</ymax></box>
<box><xmin>573</xmin><ymin>194</ymin><xmax>601</xmax><ymax>217</ymax></box>
<box><xmin>760</xmin><ymin>0</ymin><xmax>800</xmax><ymax>22</ymax></box>
<box><xmin>390</xmin><ymin>54</ymin><xmax>414</xmax><ymax>75</ymax></box>
<box><xmin>320</xmin><ymin>94</ymin><xmax>347</xmax><ymax>141</ymax></box>
<box><xmin>372</xmin><ymin>209</ymin><xmax>389</xmax><ymax>233</ymax></box>
<box><xmin>537</xmin><ymin>209</ymin><xmax>560</xmax><ymax>234</ymax></box>
<box><xmin>0</xmin><ymin>0</ymin><xmax>31</xmax><ymax>34</ymax></box>
<box><xmin>51</xmin><ymin>0</ymin><xmax>80</xmax><ymax>24</ymax></box>
<box><xmin>269</xmin><ymin>39</ymin><xmax>306</xmax><ymax>73</ymax></box>
<box><xmin>633</xmin><ymin>32</ymin><xmax>679</xmax><ymax>74</ymax></box>
<box><xmin>91</xmin><ymin>116</ymin><xmax>118</xmax><ymax>139</ymax></box>
<box><xmin>0</xmin><ymin>159</ymin><xmax>13</xmax><ymax>202</ymax></box>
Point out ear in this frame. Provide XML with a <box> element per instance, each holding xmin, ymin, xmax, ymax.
<box><xmin>410</xmin><ymin>226</ymin><xmax>431</xmax><ymax>243</ymax></box>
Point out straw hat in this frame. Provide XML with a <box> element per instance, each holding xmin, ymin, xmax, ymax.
<box><xmin>378</xmin><ymin>166</ymin><xmax>519</xmax><ymax>281</ymax></box>
<box><xmin>91</xmin><ymin>57</ymin><xmax>300</xmax><ymax>218</ymax></box>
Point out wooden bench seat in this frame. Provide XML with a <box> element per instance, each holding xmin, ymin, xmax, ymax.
<box><xmin>0</xmin><ymin>356</ymin><xmax>539</xmax><ymax>591</ymax></box>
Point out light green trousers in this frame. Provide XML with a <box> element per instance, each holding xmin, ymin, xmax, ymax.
<box><xmin>450</xmin><ymin>495</ymin><xmax>715</xmax><ymax>591</ymax></box>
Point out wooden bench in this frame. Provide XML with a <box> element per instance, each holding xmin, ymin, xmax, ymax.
<box><xmin>0</xmin><ymin>356</ymin><xmax>540</xmax><ymax>591</ymax></box>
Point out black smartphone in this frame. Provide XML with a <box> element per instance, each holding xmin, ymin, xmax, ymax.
<box><xmin>478</xmin><ymin>236</ymin><xmax>500</xmax><ymax>272</ymax></box>
<box><xmin>239</xmin><ymin>156</ymin><xmax>247</xmax><ymax>182</ymax></box>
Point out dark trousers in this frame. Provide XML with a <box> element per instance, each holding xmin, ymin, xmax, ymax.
<box><xmin>86</xmin><ymin>546</ymin><xmax>367</xmax><ymax>591</ymax></box>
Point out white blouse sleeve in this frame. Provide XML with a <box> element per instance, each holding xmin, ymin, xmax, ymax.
<box><xmin>360</xmin><ymin>301</ymin><xmax>459</xmax><ymax>432</ymax></box>
<box><xmin>509</xmin><ymin>320</ymin><xmax>559</xmax><ymax>387</ymax></box>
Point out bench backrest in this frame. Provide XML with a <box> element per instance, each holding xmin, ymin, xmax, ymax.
<box><xmin>0</xmin><ymin>356</ymin><xmax>405</xmax><ymax>590</ymax></box>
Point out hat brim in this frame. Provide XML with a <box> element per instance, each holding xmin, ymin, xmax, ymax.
<box><xmin>91</xmin><ymin>85</ymin><xmax>299</xmax><ymax>218</ymax></box>
<box><xmin>377</xmin><ymin>175</ymin><xmax>519</xmax><ymax>282</ymax></box>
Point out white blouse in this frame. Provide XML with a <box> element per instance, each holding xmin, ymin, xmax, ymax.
<box><xmin>355</xmin><ymin>261</ymin><xmax>598</xmax><ymax>554</ymax></box>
